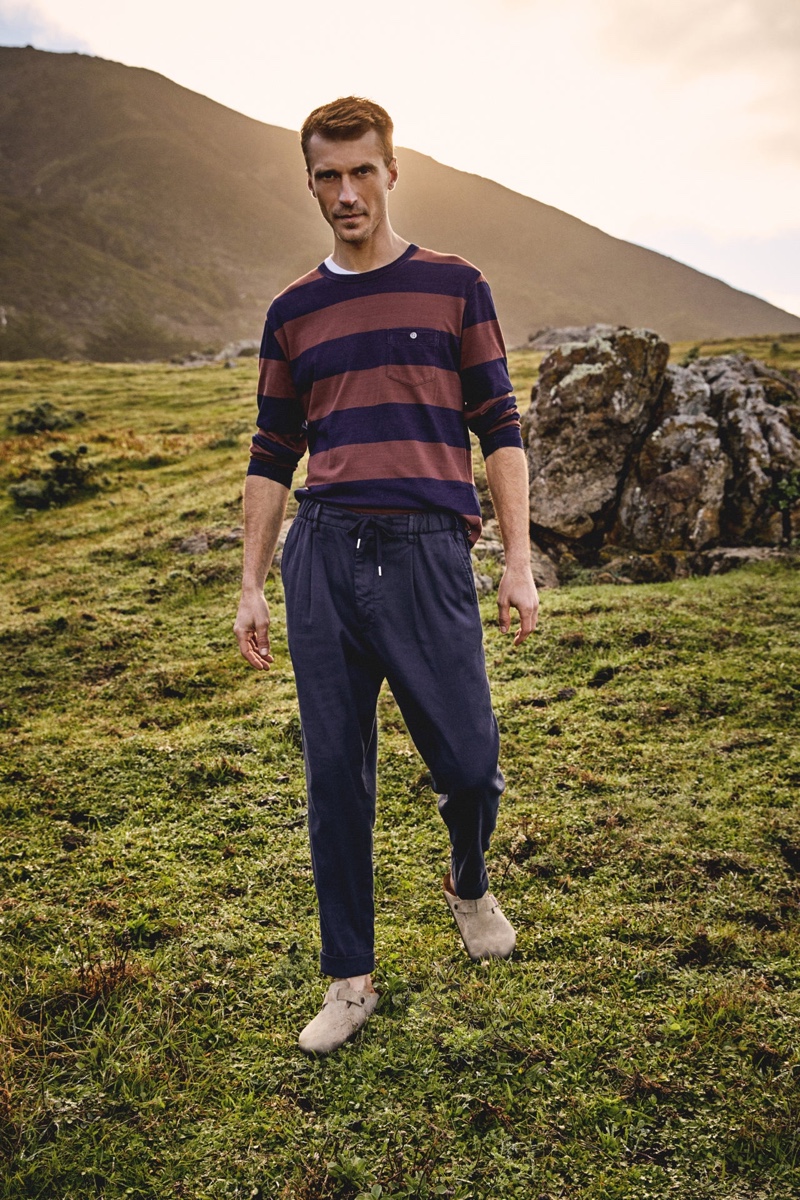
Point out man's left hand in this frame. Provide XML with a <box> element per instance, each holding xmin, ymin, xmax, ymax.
<box><xmin>497</xmin><ymin>564</ymin><xmax>539</xmax><ymax>645</ymax></box>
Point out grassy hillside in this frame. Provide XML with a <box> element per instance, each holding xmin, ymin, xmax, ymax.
<box><xmin>2</xmin><ymin>46</ymin><xmax>800</xmax><ymax>356</ymax></box>
<box><xmin>670</xmin><ymin>334</ymin><xmax>800</xmax><ymax>372</ymax></box>
<box><xmin>1</xmin><ymin>360</ymin><xmax>799</xmax><ymax>1199</ymax></box>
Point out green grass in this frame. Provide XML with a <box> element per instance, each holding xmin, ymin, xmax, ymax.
<box><xmin>1</xmin><ymin>360</ymin><xmax>799</xmax><ymax>1199</ymax></box>
<box><xmin>670</xmin><ymin>333</ymin><xmax>800</xmax><ymax>373</ymax></box>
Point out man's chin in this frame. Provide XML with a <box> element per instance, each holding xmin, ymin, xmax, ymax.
<box><xmin>336</xmin><ymin>229</ymin><xmax>369</xmax><ymax>245</ymax></box>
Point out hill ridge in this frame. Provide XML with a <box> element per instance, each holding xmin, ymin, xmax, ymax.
<box><xmin>1</xmin><ymin>45</ymin><xmax>798</xmax><ymax>353</ymax></box>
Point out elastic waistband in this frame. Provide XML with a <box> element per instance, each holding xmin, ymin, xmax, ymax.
<box><xmin>295</xmin><ymin>497</ymin><xmax>465</xmax><ymax>538</ymax></box>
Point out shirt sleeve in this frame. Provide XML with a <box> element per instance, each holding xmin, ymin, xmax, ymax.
<box><xmin>247</xmin><ymin>307</ymin><xmax>307</xmax><ymax>487</ymax></box>
<box><xmin>459</xmin><ymin>276</ymin><xmax>523</xmax><ymax>458</ymax></box>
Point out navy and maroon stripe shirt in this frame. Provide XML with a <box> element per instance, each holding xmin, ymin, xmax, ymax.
<box><xmin>247</xmin><ymin>243</ymin><xmax>523</xmax><ymax>543</ymax></box>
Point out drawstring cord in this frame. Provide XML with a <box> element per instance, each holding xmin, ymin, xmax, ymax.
<box><xmin>352</xmin><ymin>516</ymin><xmax>385</xmax><ymax>575</ymax></box>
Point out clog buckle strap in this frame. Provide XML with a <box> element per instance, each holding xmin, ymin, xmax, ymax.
<box><xmin>324</xmin><ymin>982</ymin><xmax>370</xmax><ymax>1008</ymax></box>
<box><xmin>449</xmin><ymin>893</ymin><xmax>498</xmax><ymax>915</ymax></box>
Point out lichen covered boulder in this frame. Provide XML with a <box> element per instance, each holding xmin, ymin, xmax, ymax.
<box><xmin>613</xmin><ymin>364</ymin><xmax>730</xmax><ymax>551</ymax></box>
<box><xmin>523</xmin><ymin>330</ymin><xmax>800</xmax><ymax>582</ymax></box>
<box><xmin>522</xmin><ymin>328</ymin><xmax>669</xmax><ymax>543</ymax></box>
<box><xmin>709</xmin><ymin>356</ymin><xmax>800</xmax><ymax>543</ymax></box>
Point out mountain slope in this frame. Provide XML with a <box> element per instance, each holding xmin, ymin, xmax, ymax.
<box><xmin>1</xmin><ymin>46</ymin><xmax>798</xmax><ymax>352</ymax></box>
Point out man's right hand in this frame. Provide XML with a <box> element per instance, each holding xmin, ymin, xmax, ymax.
<box><xmin>234</xmin><ymin>590</ymin><xmax>274</xmax><ymax>670</ymax></box>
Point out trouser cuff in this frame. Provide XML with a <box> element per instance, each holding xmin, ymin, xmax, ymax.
<box><xmin>452</xmin><ymin>858</ymin><xmax>489</xmax><ymax>900</ymax></box>
<box><xmin>320</xmin><ymin>950</ymin><xmax>375</xmax><ymax>977</ymax></box>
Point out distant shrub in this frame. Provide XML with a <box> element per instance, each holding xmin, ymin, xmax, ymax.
<box><xmin>7</xmin><ymin>401</ymin><xmax>86</xmax><ymax>435</ymax></box>
<box><xmin>8</xmin><ymin>446</ymin><xmax>100</xmax><ymax>509</ymax></box>
<box><xmin>85</xmin><ymin>310</ymin><xmax>191</xmax><ymax>362</ymax></box>
<box><xmin>680</xmin><ymin>344</ymin><xmax>700</xmax><ymax>366</ymax></box>
<box><xmin>0</xmin><ymin>312</ymin><xmax>69</xmax><ymax>360</ymax></box>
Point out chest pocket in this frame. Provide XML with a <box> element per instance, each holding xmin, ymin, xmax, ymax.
<box><xmin>386</xmin><ymin>328</ymin><xmax>440</xmax><ymax>388</ymax></box>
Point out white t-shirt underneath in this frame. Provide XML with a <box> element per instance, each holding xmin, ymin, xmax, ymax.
<box><xmin>324</xmin><ymin>256</ymin><xmax>359</xmax><ymax>274</ymax></box>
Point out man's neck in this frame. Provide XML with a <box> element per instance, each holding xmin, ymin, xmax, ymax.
<box><xmin>330</xmin><ymin>227</ymin><xmax>410</xmax><ymax>274</ymax></box>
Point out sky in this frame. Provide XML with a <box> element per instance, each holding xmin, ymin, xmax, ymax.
<box><xmin>2</xmin><ymin>0</ymin><xmax>799</xmax><ymax>318</ymax></box>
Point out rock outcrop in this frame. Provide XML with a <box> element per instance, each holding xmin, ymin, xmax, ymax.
<box><xmin>522</xmin><ymin>329</ymin><xmax>800</xmax><ymax>583</ymax></box>
<box><xmin>613</xmin><ymin>363</ymin><xmax>730</xmax><ymax>551</ymax></box>
<box><xmin>712</xmin><ymin>356</ymin><xmax>800</xmax><ymax>544</ymax></box>
<box><xmin>522</xmin><ymin>328</ymin><xmax>670</xmax><ymax>545</ymax></box>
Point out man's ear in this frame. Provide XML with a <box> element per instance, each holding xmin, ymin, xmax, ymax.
<box><xmin>306</xmin><ymin>173</ymin><xmax>316</xmax><ymax>198</ymax></box>
<box><xmin>387</xmin><ymin>157</ymin><xmax>398</xmax><ymax>191</ymax></box>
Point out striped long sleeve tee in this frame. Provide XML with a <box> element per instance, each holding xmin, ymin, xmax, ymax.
<box><xmin>247</xmin><ymin>243</ymin><xmax>523</xmax><ymax>542</ymax></box>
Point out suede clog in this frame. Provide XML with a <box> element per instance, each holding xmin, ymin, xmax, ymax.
<box><xmin>443</xmin><ymin>875</ymin><xmax>516</xmax><ymax>960</ymax></box>
<box><xmin>298</xmin><ymin>981</ymin><xmax>378</xmax><ymax>1054</ymax></box>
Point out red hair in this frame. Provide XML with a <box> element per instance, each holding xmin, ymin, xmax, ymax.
<box><xmin>300</xmin><ymin>97</ymin><xmax>394</xmax><ymax>169</ymax></box>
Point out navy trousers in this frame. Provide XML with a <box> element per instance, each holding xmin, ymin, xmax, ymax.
<box><xmin>280</xmin><ymin>498</ymin><xmax>505</xmax><ymax>977</ymax></box>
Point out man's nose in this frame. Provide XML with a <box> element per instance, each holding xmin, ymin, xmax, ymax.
<box><xmin>338</xmin><ymin>176</ymin><xmax>358</xmax><ymax>204</ymax></box>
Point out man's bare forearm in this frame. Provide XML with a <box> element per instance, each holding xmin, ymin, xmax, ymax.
<box><xmin>485</xmin><ymin>445</ymin><xmax>531</xmax><ymax>566</ymax></box>
<box><xmin>241</xmin><ymin>474</ymin><xmax>291</xmax><ymax>593</ymax></box>
<box><xmin>484</xmin><ymin>445</ymin><xmax>539</xmax><ymax>643</ymax></box>
<box><xmin>234</xmin><ymin>475</ymin><xmax>291</xmax><ymax>671</ymax></box>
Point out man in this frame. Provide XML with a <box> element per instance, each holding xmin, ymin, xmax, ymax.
<box><xmin>234</xmin><ymin>97</ymin><xmax>538</xmax><ymax>1054</ymax></box>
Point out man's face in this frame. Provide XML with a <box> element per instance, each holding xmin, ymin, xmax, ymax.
<box><xmin>306</xmin><ymin>129</ymin><xmax>398</xmax><ymax>247</ymax></box>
